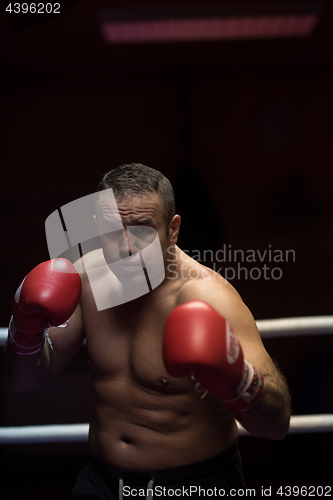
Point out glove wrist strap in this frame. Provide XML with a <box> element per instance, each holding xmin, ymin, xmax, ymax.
<box><xmin>8</xmin><ymin>317</ymin><xmax>47</xmax><ymax>355</ymax></box>
<box><xmin>224</xmin><ymin>360</ymin><xmax>264</xmax><ymax>412</ymax></box>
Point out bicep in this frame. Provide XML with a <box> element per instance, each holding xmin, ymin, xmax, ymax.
<box><xmin>48</xmin><ymin>303</ymin><xmax>85</xmax><ymax>378</ymax></box>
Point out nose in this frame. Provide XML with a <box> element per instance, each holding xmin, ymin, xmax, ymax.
<box><xmin>118</xmin><ymin>227</ymin><xmax>132</xmax><ymax>258</ymax></box>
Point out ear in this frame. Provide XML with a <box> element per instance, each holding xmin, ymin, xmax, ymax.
<box><xmin>169</xmin><ymin>215</ymin><xmax>181</xmax><ymax>244</ymax></box>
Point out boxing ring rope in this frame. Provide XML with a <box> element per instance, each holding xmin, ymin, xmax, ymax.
<box><xmin>256</xmin><ymin>316</ymin><xmax>333</xmax><ymax>338</ymax></box>
<box><xmin>1</xmin><ymin>315</ymin><xmax>333</xmax><ymax>345</ymax></box>
<box><xmin>1</xmin><ymin>315</ymin><xmax>333</xmax><ymax>444</ymax></box>
<box><xmin>1</xmin><ymin>415</ymin><xmax>333</xmax><ymax>445</ymax></box>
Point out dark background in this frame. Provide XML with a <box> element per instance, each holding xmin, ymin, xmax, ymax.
<box><xmin>1</xmin><ymin>0</ymin><xmax>333</xmax><ymax>498</ymax></box>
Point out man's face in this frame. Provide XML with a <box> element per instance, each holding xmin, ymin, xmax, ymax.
<box><xmin>95</xmin><ymin>192</ymin><xmax>170</xmax><ymax>283</ymax></box>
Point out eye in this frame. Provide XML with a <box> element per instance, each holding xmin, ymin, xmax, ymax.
<box><xmin>101</xmin><ymin>228</ymin><xmax>123</xmax><ymax>240</ymax></box>
<box><xmin>100</xmin><ymin>216</ymin><xmax>123</xmax><ymax>233</ymax></box>
<box><xmin>136</xmin><ymin>226</ymin><xmax>149</xmax><ymax>235</ymax></box>
<box><xmin>129</xmin><ymin>226</ymin><xmax>154</xmax><ymax>238</ymax></box>
<box><xmin>101</xmin><ymin>222</ymin><xmax>122</xmax><ymax>233</ymax></box>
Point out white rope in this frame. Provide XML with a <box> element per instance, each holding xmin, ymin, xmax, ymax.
<box><xmin>1</xmin><ymin>316</ymin><xmax>333</xmax><ymax>346</ymax></box>
<box><xmin>0</xmin><ymin>423</ymin><xmax>89</xmax><ymax>444</ymax></box>
<box><xmin>256</xmin><ymin>316</ymin><xmax>333</xmax><ymax>338</ymax></box>
<box><xmin>0</xmin><ymin>415</ymin><xmax>332</xmax><ymax>444</ymax></box>
<box><xmin>282</xmin><ymin>414</ymin><xmax>333</xmax><ymax>434</ymax></box>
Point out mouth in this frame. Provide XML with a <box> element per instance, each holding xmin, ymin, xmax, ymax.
<box><xmin>120</xmin><ymin>264</ymin><xmax>141</xmax><ymax>272</ymax></box>
<box><xmin>110</xmin><ymin>261</ymin><xmax>142</xmax><ymax>273</ymax></box>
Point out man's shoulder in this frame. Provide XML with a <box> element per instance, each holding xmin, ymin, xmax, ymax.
<box><xmin>173</xmin><ymin>266</ymin><xmax>254</xmax><ymax>333</ymax></box>
<box><xmin>175</xmin><ymin>266</ymin><xmax>241</xmax><ymax>308</ymax></box>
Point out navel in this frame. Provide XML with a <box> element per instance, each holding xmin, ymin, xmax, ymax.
<box><xmin>121</xmin><ymin>437</ymin><xmax>132</xmax><ymax>444</ymax></box>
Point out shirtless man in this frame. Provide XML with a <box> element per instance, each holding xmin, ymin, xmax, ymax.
<box><xmin>5</xmin><ymin>164</ymin><xmax>291</xmax><ymax>499</ymax></box>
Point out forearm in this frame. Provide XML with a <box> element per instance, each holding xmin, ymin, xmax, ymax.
<box><xmin>234</xmin><ymin>370</ymin><xmax>291</xmax><ymax>440</ymax></box>
<box><xmin>4</xmin><ymin>338</ymin><xmax>53</xmax><ymax>392</ymax></box>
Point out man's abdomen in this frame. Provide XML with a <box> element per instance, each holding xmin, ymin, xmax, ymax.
<box><xmin>88</xmin><ymin>377</ymin><xmax>239</xmax><ymax>469</ymax></box>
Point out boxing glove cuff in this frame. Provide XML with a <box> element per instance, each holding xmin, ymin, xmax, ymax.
<box><xmin>8</xmin><ymin>317</ymin><xmax>48</xmax><ymax>355</ymax></box>
<box><xmin>223</xmin><ymin>360</ymin><xmax>264</xmax><ymax>412</ymax></box>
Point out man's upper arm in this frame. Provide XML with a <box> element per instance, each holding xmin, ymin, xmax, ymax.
<box><xmin>176</xmin><ymin>278</ymin><xmax>276</xmax><ymax>377</ymax></box>
<box><xmin>47</xmin><ymin>302</ymin><xmax>85</xmax><ymax>379</ymax></box>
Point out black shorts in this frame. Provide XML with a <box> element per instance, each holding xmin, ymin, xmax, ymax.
<box><xmin>72</xmin><ymin>440</ymin><xmax>246</xmax><ymax>500</ymax></box>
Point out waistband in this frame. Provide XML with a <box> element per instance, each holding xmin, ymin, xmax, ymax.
<box><xmin>90</xmin><ymin>439</ymin><xmax>241</xmax><ymax>486</ymax></box>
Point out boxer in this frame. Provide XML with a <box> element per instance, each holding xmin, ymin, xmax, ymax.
<box><xmin>5</xmin><ymin>163</ymin><xmax>291</xmax><ymax>499</ymax></box>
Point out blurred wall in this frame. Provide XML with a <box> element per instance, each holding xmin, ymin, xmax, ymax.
<box><xmin>2</xmin><ymin>66</ymin><xmax>333</xmax><ymax>322</ymax></box>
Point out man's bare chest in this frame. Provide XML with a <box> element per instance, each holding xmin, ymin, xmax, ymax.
<box><xmin>81</xmin><ymin>289</ymin><xmax>186</xmax><ymax>392</ymax></box>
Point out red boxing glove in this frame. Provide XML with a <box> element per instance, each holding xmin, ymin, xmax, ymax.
<box><xmin>9</xmin><ymin>259</ymin><xmax>82</xmax><ymax>355</ymax></box>
<box><xmin>163</xmin><ymin>300</ymin><xmax>264</xmax><ymax>412</ymax></box>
